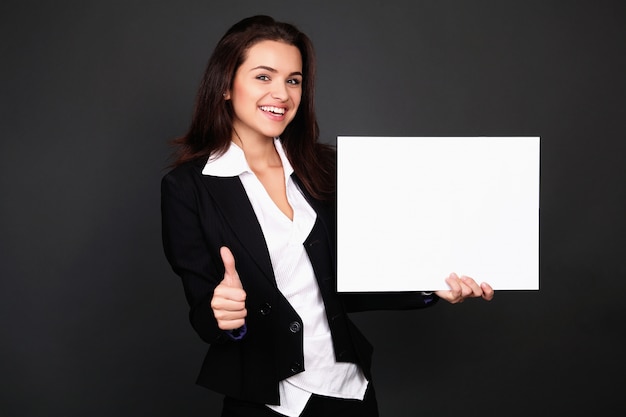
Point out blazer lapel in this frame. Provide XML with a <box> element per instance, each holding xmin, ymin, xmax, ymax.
<box><xmin>199</xmin><ymin>174</ymin><xmax>276</xmax><ymax>286</ymax></box>
<box><xmin>292</xmin><ymin>174</ymin><xmax>337</xmax><ymax>267</ymax></box>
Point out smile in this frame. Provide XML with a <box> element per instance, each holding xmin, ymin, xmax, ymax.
<box><xmin>259</xmin><ymin>105</ymin><xmax>286</xmax><ymax>115</ymax></box>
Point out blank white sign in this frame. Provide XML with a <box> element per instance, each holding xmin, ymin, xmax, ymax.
<box><xmin>336</xmin><ymin>136</ymin><xmax>540</xmax><ymax>291</ymax></box>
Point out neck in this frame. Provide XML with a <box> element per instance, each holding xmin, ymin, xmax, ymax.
<box><xmin>232</xmin><ymin>130</ymin><xmax>282</xmax><ymax>170</ymax></box>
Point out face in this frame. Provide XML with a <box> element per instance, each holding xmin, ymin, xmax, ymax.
<box><xmin>226</xmin><ymin>40</ymin><xmax>303</xmax><ymax>142</ymax></box>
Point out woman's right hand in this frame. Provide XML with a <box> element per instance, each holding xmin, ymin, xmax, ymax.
<box><xmin>210</xmin><ymin>246</ymin><xmax>247</xmax><ymax>330</ymax></box>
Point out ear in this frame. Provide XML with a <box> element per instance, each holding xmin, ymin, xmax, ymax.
<box><xmin>223</xmin><ymin>92</ymin><xmax>231</xmax><ymax>100</ymax></box>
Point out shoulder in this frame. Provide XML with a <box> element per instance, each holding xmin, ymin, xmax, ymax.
<box><xmin>162</xmin><ymin>158</ymin><xmax>206</xmax><ymax>182</ymax></box>
<box><xmin>160</xmin><ymin>159</ymin><xmax>209</xmax><ymax>204</ymax></box>
<box><xmin>161</xmin><ymin>158</ymin><xmax>246</xmax><ymax>205</ymax></box>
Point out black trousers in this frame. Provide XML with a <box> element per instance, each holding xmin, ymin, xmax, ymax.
<box><xmin>221</xmin><ymin>384</ymin><xmax>379</xmax><ymax>417</ymax></box>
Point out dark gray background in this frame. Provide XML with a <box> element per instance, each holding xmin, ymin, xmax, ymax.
<box><xmin>2</xmin><ymin>1</ymin><xmax>625</xmax><ymax>416</ymax></box>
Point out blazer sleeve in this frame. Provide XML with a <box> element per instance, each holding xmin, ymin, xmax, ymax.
<box><xmin>161</xmin><ymin>167</ymin><xmax>229</xmax><ymax>345</ymax></box>
<box><xmin>339</xmin><ymin>291</ymin><xmax>438</xmax><ymax>313</ymax></box>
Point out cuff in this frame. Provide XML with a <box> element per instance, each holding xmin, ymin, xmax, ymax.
<box><xmin>225</xmin><ymin>323</ymin><xmax>247</xmax><ymax>341</ymax></box>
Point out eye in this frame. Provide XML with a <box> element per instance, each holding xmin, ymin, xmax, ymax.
<box><xmin>287</xmin><ymin>78</ymin><xmax>302</xmax><ymax>86</ymax></box>
<box><xmin>256</xmin><ymin>75</ymin><xmax>270</xmax><ymax>81</ymax></box>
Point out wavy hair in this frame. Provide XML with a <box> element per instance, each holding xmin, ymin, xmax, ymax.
<box><xmin>172</xmin><ymin>15</ymin><xmax>335</xmax><ymax>200</ymax></box>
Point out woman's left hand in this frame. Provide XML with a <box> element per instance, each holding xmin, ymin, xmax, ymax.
<box><xmin>435</xmin><ymin>273</ymin><xmax>494</xmax><ymax>304</ymax></box>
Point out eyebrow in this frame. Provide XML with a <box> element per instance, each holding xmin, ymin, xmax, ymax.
<box><xmin>250</xmin><ymin>65</ymin><xmax>303</xmax><ymax>77</ymax></box>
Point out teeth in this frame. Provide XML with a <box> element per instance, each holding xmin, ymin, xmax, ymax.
<box><xmin>260</xmin><ymin>106</ymin><xmax>285</xmax><ymax>115</ymax></box>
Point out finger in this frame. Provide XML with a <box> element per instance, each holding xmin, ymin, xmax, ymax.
<box><xmin>211</xmin><ymin>291</ymin><xmax>247</xmax><ymax>328</ymax></box>
<box><xmin>216</xmin><ymin>317</ymin><xmax>247</xmax><ymax>331</ymax></box>
<box><xmin>460</xmin><ymin>276</ymin><xmax>482</xmax><ymax>297</ymax></box>
<box><xmin>220</xmin><ymin>319</ymin><xmax>246</xmax><ymax>331</ymax></box>
<box><xmin>213</xmin><ymin>285</ymin><xmax>247</xmax><ymax>304</ymax></box>
<box><xmin>220</xmin><ymin>246</ymin><xmax>243</xmax><ymax>289</ymax></box>
<box><xmin>435</xmin><ymin>273</ymin><xmax>463</xmax><ymax>304</ymax></box>
<box><xmin>457</xmin><ymin>281</ymin><xmax>473</xmax><ymax>300</ymax></box>
<box><xmin>447</xmin><ymin>273</ymin><xmax>463</xmax><ymax>297</ymax></box>
<box><xmin>212</xmin><ymin>302</ymin><xmax>247</xmax><ymax>320</ymax></box>
<box><xmin>220</xmin><ymin>246</ymin><xmax>237</xmax><ymax>277</ymax></box>
<box><xmin>480</xmin><ymin>282</ymin><xmax>495</xmax><ymax>301</ymax></box>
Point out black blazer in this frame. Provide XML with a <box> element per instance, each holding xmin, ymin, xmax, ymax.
<box><xmin>161</xmin><ymin>159</ymin><xmax>437</xmax><ymax>405</ymax></box>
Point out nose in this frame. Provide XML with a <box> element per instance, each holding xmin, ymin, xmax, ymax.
<box><xmin>271</xmin><ymin>81</ymin><xmax>288</xmax><ymax>101</ymax></box>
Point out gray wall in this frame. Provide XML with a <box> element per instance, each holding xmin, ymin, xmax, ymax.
<box><xmin>2</xmin><ymin>1</ymin><xmax>625</xmax><ymax>416</ymax></box>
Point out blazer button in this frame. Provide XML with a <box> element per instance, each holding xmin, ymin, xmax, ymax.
<box><xmin>260</xmin><ymin>303</ymin><xmax>272</xmax><ymax>316</ymax></box>
<box><xmin>290</xmin><ymin>361</ymin><xmax>303</xmax><ymax>373</ymax></box>
<box><xmin>289</xmin><ymin>321</ymin><xmax>301</xmax><ymax>333</ymax></box>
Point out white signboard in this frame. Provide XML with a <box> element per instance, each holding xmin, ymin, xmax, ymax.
<box><xmin>336</xmin><ymin>137</ymin><xmax>540</xmax><ymax>291</ymax></box>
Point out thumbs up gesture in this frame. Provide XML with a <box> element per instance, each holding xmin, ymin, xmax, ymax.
<box><xmin>210</xmin><ymin>246</ymin><xmax>248</xmax><ymax>330</ymax></box>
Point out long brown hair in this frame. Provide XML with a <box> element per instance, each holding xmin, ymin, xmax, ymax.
<box><xmin>172</xmin><ymin>15</ymin><xmax>335</xmax><ymax>200</ymax></box>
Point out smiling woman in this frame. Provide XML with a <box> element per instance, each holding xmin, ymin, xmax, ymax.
<box><xmin>161</xmin><ymin>14</ymin><xmax>493</xmax><ymax>417</ymax></box>
<box><xmin>170</xmin><ymin>15</ymin><xmax>334</xmax><ymax>202</ymax></box>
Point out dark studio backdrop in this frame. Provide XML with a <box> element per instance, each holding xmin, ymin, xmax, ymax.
<box><xmin>2</xmin><ymin>0</ymin><xmax>625</xmax><ymax>416</ymax></box>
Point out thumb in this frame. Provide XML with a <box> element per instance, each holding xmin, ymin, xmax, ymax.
<box><xmin>220</xmin><ymin>246</ymin><xmax>242</xmax><ymax>288</ymax></box>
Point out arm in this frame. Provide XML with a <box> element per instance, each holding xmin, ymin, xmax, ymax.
<box><xmin>161</xmin><ymin>170</ymin><xmax>246</xmax><ymax>344</ymax></box>
<box><xmin>340</xmin><ymin>291</ymin><xmax>439</xmax><ymax>313</ymax></box>
<box><xmin>340</xmin><ymin>275</ymin><xmax>494</xmax><ymax>312</ymax></box>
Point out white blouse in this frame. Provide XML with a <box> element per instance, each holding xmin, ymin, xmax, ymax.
<box><xmin>202</xmin><ymin>138</ymin><xmax>368</xmax><ymax>416</ymax></box>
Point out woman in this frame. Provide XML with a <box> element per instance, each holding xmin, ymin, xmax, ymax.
<box><xmin>161</xmin><ymin>15</ymin><xmax>493</xmax><ymax>417</ymax></box>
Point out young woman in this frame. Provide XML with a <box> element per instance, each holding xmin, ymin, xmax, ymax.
<box><xmin>161</xmin><ymin>15</ymin><xmax>494</xmax><ymax>417</ymax></box>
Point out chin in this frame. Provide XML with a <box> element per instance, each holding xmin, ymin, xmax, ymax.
<box><xmin>263</xmin><ymin>128</ymin><xmax>288</xmax><ymax>138</ymax></box>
